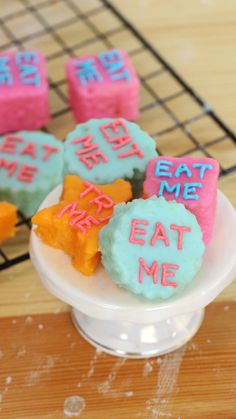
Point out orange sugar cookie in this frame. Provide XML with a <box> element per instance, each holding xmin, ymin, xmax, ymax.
<box><xmin>32</xmin><ymin>176</ymin><xmax>132</xmax><ymax>276</ymax></box>
<box><xmin>0</xmin><ymin>201</ymin><xmax>17</xmax><ymax>243</ymax></box>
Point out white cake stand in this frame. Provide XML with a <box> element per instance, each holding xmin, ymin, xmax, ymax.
<box><xmin>30</xmin><ymin>187</ymin><xmax>236</xmax><ymax>358</ymax></box>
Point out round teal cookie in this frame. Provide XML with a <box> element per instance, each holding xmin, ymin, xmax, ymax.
<box><xmin>64</xmin><ymin>118</ymin><xmax>157</xmax><ymax>190</ymax></box>
<box><xmin>0</xmin><ymin>131</ymin><xmax>63</xmax><ymax>217</ymax></box>
<box><xmin>99</xmin><ymin>196</ymin><xmax>205</xmax><ymax>300</ymax></box>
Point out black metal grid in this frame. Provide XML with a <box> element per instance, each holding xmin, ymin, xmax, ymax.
<box><xmin>0</xmin><ymin>0</ymin><xmax>235</xmax><ymax>271</ymax></box>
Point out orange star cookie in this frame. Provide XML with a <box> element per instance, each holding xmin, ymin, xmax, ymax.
<box><xmin>0</xmin><ymin>201</ymin><xmax>17</xmax><ymax>243</ymax></box>
<box><xmin>32</xmin><ymin>175</ymin><xmax>132</xmax><ymax>275</ymax></box>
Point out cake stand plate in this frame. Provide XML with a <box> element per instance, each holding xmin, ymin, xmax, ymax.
<box><xmin>30</xmin><ymin>187</ymin><xmax>236</xmax><ymax>358</ymax></box>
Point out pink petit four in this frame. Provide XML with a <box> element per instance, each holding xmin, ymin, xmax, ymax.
<box><xmin>0</xmin><ymin>51</ymin><xmax>50</xmax><ymax>134</ymax></box>
<box><xmin>66</xmin><ymin>49</ymin><xmax>139</xmax><ymax>122</ymax></box>
<box><xmin>143</xmin><ymin>156</ymin><xmax>220</xmax><ymax>244</ymax></box>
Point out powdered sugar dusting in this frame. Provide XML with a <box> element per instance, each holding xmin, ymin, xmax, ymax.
<box><xmin>143</xmin><ymin>361</ymin><xmax>153</xmax><ymax>377</ymax></box>
<box><xmin>5</xmin><ymin>376</ymin><xmax>12</xmax><ymax>385</ymax></box>
<box><xmin>24</xmin><ymin>355</ymin><xmax>56</xmax><ymax>387</ymax></box>
<box><xmin>146</xmin><ymin>346</ymin><xmax>186</xmax><ymax>418</ymax></box>
<box><xmin>97</xmin><ymin>358</ymin><xmax>126</xmax><ymax>395</ymax></box>
<box><xmin>16</xmin><ymin>345</ymin><xmax>26</xmax><ymax>358</ymax></box>
<box><xmin>77</xmin><ymin>348</ymin><xmax>102</xmax><ymax>388</ymax></box>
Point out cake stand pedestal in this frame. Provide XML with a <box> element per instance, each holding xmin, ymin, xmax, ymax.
<box><xmin>30</xmin><ymin>187</ymin><xmax>236</xmax><ymax>359</ymax></box>
<box><xmin>71</xmin><ymin>308</ymin><xmax>204</xmax><ymax>358</ymax></box>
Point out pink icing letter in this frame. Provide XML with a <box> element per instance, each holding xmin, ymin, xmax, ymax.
<box><xmin>42</xmin><ymin>145</ymin><xmax>59</xmax><ymax>161</ymax></box>
<box><xmin>80</xmin><ymin>151</ymin><xmax>108</xmax><ymax>170</ymax></box>
<box><xmin>150</xmin><ymin>223</ymin><xmax>170</xmax><ymax>247</ymax></box>
<box><xmin>118</xmin><ymin>143</ymin><xmax>144</xmax><ymax>159</ymax></box>
<box><xmin>74</xmin><ymin>215</ymin><xmax>100</xmax><ymax>234</ymax></box>
<box><xmin>139</xmin><ymin>257</ymin><xmax>159</xmax><ymax>284</ymax></box>
<box><xmin>100</xmin><ymin>119</ymin><xmax>128</xmax><ymax>140</ymax></box>
<box><xmin>79</xmin><ymin>181</ymin><xmax>101</xmax><ymax>199</ymax></box>
<box><xmin>170</xmin><ymin>224</ymin><xmax>191</xmax><ymax>250</ymax></box>
<box><xmin>161</xmin><ymin>263</ymin><xmax>178</xmax><ymax>287</ymax></box>
<box><xmin>20</xmin><ymin>142</ymin><xmax>37</xmax><ymax>159</ymax></box>
<box><xmin>90</xmin><ymin>194</ymin><xmax>114</xmax><ymax>214</ymax></box>
<box><xmin>72</xmin><ymin>135</ymin><xmax>98</xmax><ymax>156</ymax></box>
<box><xmin>0</xmin><ymin>135</ymin><xmax>23</xmax><ymax>154</ymax></box>
<box><xmin>57</xmin><ymin>201</ymin><xmax>82</xmax><ymax>218</ymax></box>
<box><xmin>17</xmin><ymin>165</ymin><xmax>38</xmax><ymax>183</ymax></box>
<box><xmin>0</xmin><ymin>158</ymin><xmax>18</xmax><ymax>177</ymax></box>
<box><xmin>129</xmin><ymin>219</ymin><xmax>149</xmax><ymax>245</ymax></box>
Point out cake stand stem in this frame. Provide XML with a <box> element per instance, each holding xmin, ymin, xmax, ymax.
<box><xmin>71</xmin><ymin>308</ymin><xmax>204</xmax><ymax>359</ymax></box>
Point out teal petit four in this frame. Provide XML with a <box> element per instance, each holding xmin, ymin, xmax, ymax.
<box><xmin>99</xmin><ymin>196</ymin><xmax>205</xmax><ymax>300</ymax></box>
<box><xmin>0</xmin><ymin>131</ymin><xmax>63</xmax><ymax>217</ymax></box>
<box><xmin>64</xmin><ymin>118</ymin><xmax>157</xmax><ymax>195</ymax></box>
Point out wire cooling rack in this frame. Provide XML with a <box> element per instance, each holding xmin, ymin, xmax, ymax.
<box><xmin>0</xmin><ymin>0</ymin><xmax>236</xmax><ymax>271</ymax></box>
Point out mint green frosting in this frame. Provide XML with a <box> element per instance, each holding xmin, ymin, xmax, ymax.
<box><xmin>0</xmin><ymin>131</ymin><xmax>63</xmax><ymax>217</ymax></box>
<box><xmin>64</xmin><ymin>118</ymin><xmax>157</xmax><ymax>184</ymax></box>
<box><xmin>99</xmin><ymin>196</ymin><xmax>205</xmax><ymax>300</ymax></box>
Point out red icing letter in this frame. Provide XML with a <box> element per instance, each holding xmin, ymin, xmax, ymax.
<box><xmin>20</xmin><ymin>142</ymin><xmax>36</xmax><ymax>159</ymax></box>
<box><xmin>170</xmin><ymin>224</ymin><xmax>191</xmax><ymax>250</ymax></box>
<box><xmin>129</xmin><ymin>219</ymin><xmax>149</xmax><ymax>246</ymax></box>
<box><xmin>80</xmin><ymin>151</ymin><xmax>108</xmax><ymax>170</ymax></box>
<box><xmin>72</xmin><ymin>135</ymin><xmax>98</xmax><ymax>156</ymax></box>
<box><xmin>100</xmin><ymin>120</ymin><xmax>128</xmax><ymax>140</ymax></box>
<box><xmin>42</xmin><ymin>145</ymin><xmax>59</xmax><ymax>161</ymax></box>
<box><xmin>57</xmin><ymin>201</ymin><xmax>83</xmax><ymax>218</ymax></box>
<box><xmin>118</xmin><ymin>143</ymin><xmax>144</xmax><ymax>159</ymax></box>
<box><xmin>90</xmin><ymin>194</ymin><xmax>114</xmax><ymax>214</ymax></box>
<box><xmin>0</xmin><ymin>158</ymin><xmax>18</xmax><ymax>176</ymax></box>
<box><xmin>150</xmin><ymin>223</ymin><xmax>170</xmax><ymax>247</ymax></box>
<box><xmin>100</xmin><ymin>120</ymin><xmax>132</xmax><ymax>149</ymax></box>
<box><xmin>139</xmin><ymin>257</ymin><xmax>159</xmax><ymax>284</ymax></box>
<box><xmin>17</xmin><ymin>165</ymin><xmax>37</xmax><ymax>183</ymax></box>
<box><xmin>0</xmin><ymin>136</ymin><xmax>23</xmax><ymax>154</ymax></box>
<box><xmin>75</xmin><ymin>215</ymin><xmax>100</xmax><ymax>234</ymax></box>
<box><xmin>161</xmin><ymin>263</ymin><xmax>178</xmax><ymax>287</ymax></box>
<box><xmin>79</xmin><ymin>181</ymin><xmax>101</xmax><ymax>199</ymax></box>
<box><xmin>110</xmin><ymin>135</ymin><xmax>132</xmax><ymax>150</ymax></box>
<box><xmin>69</xmin><ymin>210</ymin><xmax>87</xmax><ymax>226</ymax></box>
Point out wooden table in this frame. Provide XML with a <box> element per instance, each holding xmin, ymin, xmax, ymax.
<box><xmin>0</xmin><ymin>1</ymin><xmax>236</xmax><ymax>418</ymax></box>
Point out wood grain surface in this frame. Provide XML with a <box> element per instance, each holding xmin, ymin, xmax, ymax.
<box><xmin>0</xmin><ymin>0</ymin><xmax>236</xmax><ymax>418</ymax></box>
<box><xmin>0</xmin><ymin>302</ymin><xmax>235</xmax><ymax>419</ymax></box>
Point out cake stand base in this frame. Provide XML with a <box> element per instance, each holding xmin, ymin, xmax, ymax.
<box><xmin>71</xmin><ymin>308</ymin><xmax>204</xmax><ymax>358</ymax></box>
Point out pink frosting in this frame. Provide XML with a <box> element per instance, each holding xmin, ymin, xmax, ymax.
<box><xmin>66</xmin><ymin>49</ymin><xmax>139</xmax><ymax>122</ymax></box>
<box><xmin>0</xmin><ymin>51</ymin><xmax>49</xmax><ymax>134</ymax></box>
<box><xmin>143</xmin><ymin>156</ymin><xmax>219</xmax><ymax>244</ymax></box>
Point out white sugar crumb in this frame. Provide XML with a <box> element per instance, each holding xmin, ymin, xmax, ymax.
<box><xmin>53</xmin><ymin>307</ymin><xmax>61</xmax><ymax>314</ymax></box>
<box><xmin>87</xmin><ymin>367</ymin><xmax>94</xmax><ymax>378</ymax></box>
<box><xmin>70</xmin><ymin>342</ymin><xmax>77</xmax><ymax>349</ymax></box>
<box><xmin>5</xmin><ymin>376</ymin><xmax>12</xmax><ymax>385</ymax></box>
<box><xmin>12</xmin><ymin>319</ymin><xmax>17</xmax><ymax>325</ymax></box>
<box><xmin>38</xmin><ymin>324</ymin><xmax>44</xmax><ymax>330</ymax></box>
<box><xmin>188</xmin><ymin>342</ymin><xmax>199</xmax><ymax>351</ymax></box>
<box><xmin>97</xmin><ymin>381</ymin><xmax>110</xmax><ymax>394</ymax></box>
<box><xmin>25</xmin><ymin>316</ymin><xmax>33</xmax><ymax>324</ymax></box>
<box><xmin>24</xmin><ymin>355</ymin><xmax>56</xmax><ymax>387</ymax></box>
<box><xmin>125</xmin><ymin>391</ymin><xmax>133</xmax><ymax>397</ymax></box>
<box><xmin>67</xmin><ymin>333</ymin><xmax>71</xmax><ymax>339</ymax></box>
<box><xmin>224</xmin><ymin>305</ymin><xmax>230</xmax><ymax>311</ymax></box>
<box><xmin>206</xmin><ymin>338</ymin><xmax>212</xmax><ymax>344</ymax></box>
<box><xmin>16</xmin><ymin>345</ymin><xmax>26</xmax><ymax>358</ymax></box>
<box><xmin>156</xmin><ymin>358</ymin><xmax>163</xmax><ymax>365</ymax></box>
<box><xmin>64</xmin><ymin>396</ymin><xmax>86</xmax><ymax>417</ymax></box>
<box><xmin>143</xmin><ymin>361</ymin><xmax>153</xmax><ymax>377</ymax></box>
<box><xmin>0</xmin><ymin>351</ymin><xmax>4</xmax><ymax>359</ymax></box>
